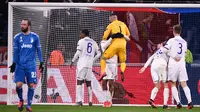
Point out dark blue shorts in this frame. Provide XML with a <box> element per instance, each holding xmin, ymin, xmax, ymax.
<box><xmin>14</xmin><ymin>66</ymin><xmax>37</xmax><ymax>84</ymax></box>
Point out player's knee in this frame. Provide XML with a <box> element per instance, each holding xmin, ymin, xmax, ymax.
<box><xmin>180</xmin><ymin>81</ymin><xmax>187</xmax><ymax>88</ymax></box>
<box><xmin>28</xmin><ymin>83</ymin><xmax>35</xmax><ymax>88</ymax></box>
<box><xmin>86</xmin><ymin>81</ymin><xmax>91</xmax><ymax>87</ymax></box>
<box><xmin>77</xmin><ymin>80</ymin><xmax>84</xmax><ymax>85</ymax></box>
<box><xmin>16</xmin><ymin>82</ymin><xmax>23</xmax><ymax>88</ymax></box>
<box><xmin>163</xmin><ymin>82</ymin><xmax>168</xmax><ymax>88</ymax></box>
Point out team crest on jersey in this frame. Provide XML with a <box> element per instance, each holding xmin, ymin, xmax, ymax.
<box><xmin>31</xmin><ymin>38</ymin><xmax>34</xmax><ymax>43</ymax></box>
<box><xmin>20</xmin><ymin>36</ymin><xmax>23</xmax><ymax>42</ymax></box>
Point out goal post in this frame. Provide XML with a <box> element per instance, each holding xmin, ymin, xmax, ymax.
<box><xmin>7</xmin><ymin>2</ymin><xmax>200</xmax><ymax>106</ymax></box>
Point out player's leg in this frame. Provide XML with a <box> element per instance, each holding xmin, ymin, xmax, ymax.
<box><xmin>168</xmin><ymin>66</ymin><xmax>182</xmax><ymax>108</ymax></box>
<box><xmin>108</xmin><ymin>80</ymin><xmax>114</xmax><ymax>103</ymax></box>
<box><xmin>117</xmin><ymin>48</ymin><xmax>126</xmax><ymax>82</ymax></box>
<box><xmin>25</xmin><ymin>68</ymin><xmax>37</xmax><ymax>112</ymax></box>
<box><xmin>100</xmin><ymin>45</ymin><xmax>117</xmax><ymax>75</ymax></box>
<box><xmin>14</xmin><ymin>66</ymin><xmax>25</xmax><ymax>111</ymax></box>
<box><xmin>179</xmin><ymin>68</ymin><xmax>193</xmax><ymax>109</ymax></box>
<box><xmin>102</xmin><ymin>79</ymin><xmax>109</xmax><ymax>107</ymax></box>
<box><xmin>85</xmin><ymin>80</ymin><xmax>92</xmax><ymax>106</ymax></box>
<box><xmin>149</xmin><ymin>67</ymin><xmax>160</xmax><ymax>108</ymax></box>
<box><xmin>76</xmin><ymin>68</ymin><xmax>85</xmax><ymax>106</ymax></box>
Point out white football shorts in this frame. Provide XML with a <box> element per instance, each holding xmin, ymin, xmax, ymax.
<box><xmin>103</xmin><ymin>63</ymin><xmax>118</xmax><ymax>80</ymax></box>
<box><xmin>76</xmin><ymin>67</ymin><xmax>92</xmax><ymax>81</ymax></box>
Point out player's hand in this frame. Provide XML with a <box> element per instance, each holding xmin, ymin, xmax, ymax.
<box><xmin>139</xmin><ymin>67</ymin><xmax>146</xmax><ymax>73</ymax></box>
<box><xmin>70</xmin><ymin>61</ymin><xmax>74</xmax><ymax>68</ymax></box>
<box><xmin>9</xmin><ymin>63</ymin><xmax>16</xmax><ymax>73</ymax></box>
<box><xmin>39</xmin><ymin>62</ymin><xmax>44</xmax><ymax>73</ymax></box>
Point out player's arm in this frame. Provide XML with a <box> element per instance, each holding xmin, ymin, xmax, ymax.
<box><xmin>10</xmin><ymin>35</ymin><xmax>19</xmax><ymax>73</ymax></box>
<box><xmin>93</xmin><ymin>42</ymin><xmax>101</xmax><ymax>63</ymax></box>
<box><xmin>101</xmin><ymin>38</ymin><xmax>112</xmax><ymax>50</ymax></box>
<box><xmin>139</xmin><ymin>53</ymin><xmax>155</xmax><ymax>73</ymax></box>
<box><xmin>124</xmin><ymin>25</ymin><xmax>130</xmax><ymax>41</ymax></box>
<box><xmin>13</xmin><ymin>36</ymin><xmax>19</xmax><ymax>64</ymax></box>
<box><xmin>102</xmin><ymin>24</ymin><xmax>112</xmax><ymax>40</ymax></box>
<box><xmin>71</xmin><ymin>40</ymin><xmax>82</xmax><ymax>66</ymax></box>
<box><xmin>36</xmin><ymin>35</ymin><xmax>44</xmax><ymax>72</ymax></box>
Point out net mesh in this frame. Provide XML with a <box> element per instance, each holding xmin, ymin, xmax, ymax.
<box><xmin>10</xmin><ymin>5</ymin><xmax>199</xmax><ymax>105</ymax></box>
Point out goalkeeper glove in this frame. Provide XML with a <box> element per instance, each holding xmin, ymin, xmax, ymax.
<box><xmin>9</xmin><ymin>63</ymin><xmax>16</xmax><ymax>73</ymax></box>
<box><xmin>39</xmin><ymin>62</ymin><xmax>44</xmax><ymax>73</ymax></box>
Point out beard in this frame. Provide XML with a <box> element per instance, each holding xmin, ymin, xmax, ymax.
<box><xmin>21</xmin><ymin>27</ymin><xmax>28</xmax><ymax>33</ymax></box>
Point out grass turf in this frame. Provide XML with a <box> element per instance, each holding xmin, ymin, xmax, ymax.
<box><xmin>0</xmin><ymin>105</ymin><xmax>200</xmax><ymax>112</ymax></box>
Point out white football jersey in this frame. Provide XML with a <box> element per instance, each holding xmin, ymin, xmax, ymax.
<box><xmin>76</xmin><ymin>37</ymin><xmax>100</xmax><ymax>69</ymax></box>
<box><xmin>144</xmin><ymin>47</ymin><xmax>169</xmax><ymax>68</ymax></box>
<box><xmin>100</xmin><ymin>40</ymin><xmax>118</xmax><ymax>64</ymax></box>
<box><xmin>164</xmin><ymin>36</ymin><xmax>187</xmax><ymax>65</ymax></box>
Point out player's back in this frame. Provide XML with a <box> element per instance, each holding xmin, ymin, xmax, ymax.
<box><xmin>167</xmin><ymin>36</ymin><xmax>187</xmax><ymax>66</ymax></box>
<box><xmin>77</xmin><ymin>37</ymin><xmax>98</xmax><ymax>69</ymax></box>
<box><xmin>14</xmin><ymin>32</ymin><xmax>40</xmax><ymax>69</ymax></box>
<box><xmin>152</xmin><ymin>47</ymin><xmax>169</xmax><ymax>67</ymax></box>
<box><xmin>109</xmin><ymin>20</ymin><xmax>130</xmax><ymax>47</ymax></box>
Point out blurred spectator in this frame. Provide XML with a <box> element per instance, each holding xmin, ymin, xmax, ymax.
<box><xmin>49</xmin><ymin>43</ymin><xmax>65</xmax><ymax>65</ymax></box>
<box><xmin>138</xmin><ymin>13</ymin><xmax>154</xmax><ymax>63</ymax></box>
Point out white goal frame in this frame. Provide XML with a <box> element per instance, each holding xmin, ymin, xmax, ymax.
<box><xmin>7</xmin><ymin>2</ymin><xmax>200</xmax><ymax>106</ymax></box>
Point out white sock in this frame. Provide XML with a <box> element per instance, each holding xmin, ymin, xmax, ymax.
<box><xmin>172</xmin><ymin>86</ymin><xmax>180</xmax><ymax>103</ymax></box>
<box><xmin>76</xmin><ymin>85</ymin><xmax>82</xmax><ymax>102</ymax></box>
<box><xmin>109</xmin><ymin>91</ymin><xmax>113</xmax><ymax>102</ymax></box>
<box><xmin>163</xmin><ymin>88</ymin><xmax>169</xmax><ymax>105</ymax></box>
<box><xmin>150</xmin><ymin>87</ymin><xmax>158</xmax><ymax>101</ymax></box>
<box><xmin>183</xmin><ymin>86</ymin><xmax>192</xmax><ymax>103</ymax></box>
<box><xmin>88</xmin><ymin>87</ymin><xmax>92</xmax><ymax>103</ymax></box>
<box><xmin>104</xmin><ymin>90</ymin><xmax>110</xmax><ymax>102</ymax></box>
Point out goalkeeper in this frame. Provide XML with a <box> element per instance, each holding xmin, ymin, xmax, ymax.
<box><xmin>100</xmin><ymin>14</ymin><xmax>130</xmax><ymax>82</ymax></box>
<box><xmin>9</xmin><ymin>19</ymin><xmax>44</xmax><ymax>112</ymax></box>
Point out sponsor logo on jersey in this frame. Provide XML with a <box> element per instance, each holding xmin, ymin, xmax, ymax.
<box><xmin>20</xmin><ymin>36</ymin><xmax>23</xmax><ymax>42</ymax></box>
<box><xmin>21</xmin><ymin>44</ymin><xmax>32</xmax><ymax>48</ymax></box>
<box><xmin>31</xmin><ymin>38</ymin><xmax>34</xmax><ymax>43</ymax></box>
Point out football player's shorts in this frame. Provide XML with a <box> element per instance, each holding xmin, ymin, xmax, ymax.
<box><xmin>103</xmin><ymin>63</ymin><xmax>118</xmax><ymax>80</ymax></box>
<box><xmin>76</xmin><ymin>67</ymin><xmax>92</xmax><ymax>81</ymax></box>
<box><xmin>168</xmin><ymin>64</ymin><xmax>188</xmax><ymax>82</ymax></box>
<box><xmin>14</xmin><ymin>65</ymin><xmax>37</xmax><ymax>84</ymax></box>
<box><xmin>151</xmin><ymin>59</ymin><xmax>167</xmax><ymax>83</ymax></box>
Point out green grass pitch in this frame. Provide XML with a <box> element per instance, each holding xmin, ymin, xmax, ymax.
<box><xmin>0</xmin><ymin>105</ymin><xmax>200</xmax><ymax>112</ymax></box>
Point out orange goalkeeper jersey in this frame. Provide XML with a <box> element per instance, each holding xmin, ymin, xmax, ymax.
<box><xmin>103</xmin><ymin>20</ymin><xmax>130</xmax><ymax>47</ymax></box>
<box><xmin>49</xmin><ymin>50</ymin><xmax>64</xmax><ymax>65</ymax></box>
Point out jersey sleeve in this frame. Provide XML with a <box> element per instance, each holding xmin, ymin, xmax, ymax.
<box><xmin>76</xmin><ymin>40</ymin><xmax>82</xmax><ymax>51</ymax></box>
<box><xmin>102</xmin><ymin>24</ymin><xmax>112</xmax><ymax>40</ymax></box>
<box><xmin>144</xmin><ymin>53</ymin><xmax>155</xmax><ymax>68</ymax></box>
<box><xmin>94</xmin><ymin>42</ymin><xmax>101</xmax><ymax>63</ymax></box>
<box><xmin>164</xmin><ymin>39</ymin><xmax>172</xmax><ymax>50</ymax></box>
<box><xmin>13</xmin><ymin>35</ymin><xmax>19</xmax><ymax>64</ymax></box>
<box><xmin>35</xmin><ymin>35</ymin><xmax>43</xmax><ymax>62</ymax></box>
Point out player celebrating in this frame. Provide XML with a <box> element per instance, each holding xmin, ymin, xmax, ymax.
<box><xmin>100</xmin><ymin>14</ymin><xmax>130</xmax><ymax>82</ymax></box>
<box><xmin>9</xmin><ymin>19</ymin><xmax>43</xmax><ymax>112</ymax></box>
<box><xmin>139</xmin><ymin>43</ymin><xmax>169</xmax><ymax>109</ymax></box>
<box><xmin>71</xmin><ymin>29</ymin><xmax>101</xmax><ymax>106</ymax></box>
<box><xmin>100</xmin><ymin>37</ymin><xmax>118</xmax><ymax>107</ymax></box>
<box><xmin>164</xmin><ymin>25</ymin><xmax>193</xmax><ymax>109</ymax></box>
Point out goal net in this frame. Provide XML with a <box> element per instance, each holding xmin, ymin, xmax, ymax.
<box><xmin>8</xmin><ymin>3</ymin><xmax>200</xmax><ymax>106</ymax></box>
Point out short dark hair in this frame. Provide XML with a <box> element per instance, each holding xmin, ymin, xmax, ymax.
<box><xmin>22</xmin><ymin>19</ymin><xmax>31</xmax><ymax>26</ymax></box>
<box><xmin>81</xmin><ymin>29</ymin><xmax>89</xmax><ymax>36</ymax></box>
<box><xmin>173</xmin><ymin>24</ymin><xmax>181</xmax><ymax>34</ymax></box>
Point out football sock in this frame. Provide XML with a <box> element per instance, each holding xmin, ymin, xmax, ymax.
<box><xmin>88</xmin><ymin>87</ymin><xmax>92</xmax><ymax>102</ymax></box>
<box><xmin>27</xmin><ymin>87</ymin><xmax>34</xmax><ymax>107</ymax></box>
<box><xmin>100</xmin><ymin>59</ymin><xmax>106</xmax><ymax>74</ymax></box>
<box><xmin>183</xmin><ymin>86</ymin><xmax>192</xmax><ymax>103</ymax></box>
<box><xmin>77</xmin><ymin>85</ymin><xmax>82</xmax><ymax>102</ymax></box>
<box><xmin>150</xmin><ymin>87</ymin><xmax>158</xmax><ymax>101</ymax></box>
<box><xmin>120</xmin><ymin>62</ymin><xmax>126</xmax><ymax>73</ymax></box>
<box><xmin>16</xmin><ymin>87</ymin><xmax>23</xmax><ymax>101</ymax></box>
<box><xmin>172</xmin><ymin>86</ymin><xmax>180</xmax><ymax>103</ymax></box>
<box><xmin>164</xmin><ymin>88</ymin><xmax>169</xmax><ymax>105</ymax></box>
